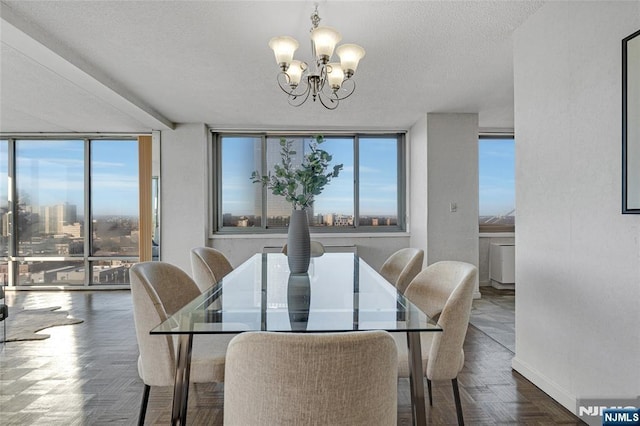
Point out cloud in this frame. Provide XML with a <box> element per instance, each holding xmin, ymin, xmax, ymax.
<box><xmin>17</xmin><ymin>157</ymin><xmax>84</xmax><ymax>169</ymax></box>
<box><xmin>358</xmin><ymin>165</ymin><xmax>379</xmax><ymax>174</ymax></box>
<box><xmin>91</xmin><ymin>173</ymin><xmax>138</xmax><ymax>191</ymax></box>
<box><xmin>92</xmin><ymin>160</ymin><xmax>128</xmax><ymax>169</ymax></box>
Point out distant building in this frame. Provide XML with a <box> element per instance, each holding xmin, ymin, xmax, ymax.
<box><xmin>54</xmin><ymin>243</ymin><xmax>69</xmax><ymax>255</ymax></box>
<box><xmin>62</xmin><ymin>222</ymin><xmax>82</xmax><ymax>238</ymax></box>
<box><xmin>40</xmin><ymin>203</ymin><xmax>77</xmax><ymax>235</ymax></box>
<box><xmin>333</xmin><ymin>214</ymin><xmax>353</xmax><ymax>227</ymax></box>
<box><xmin>1</xmin><ymin>210</ymin><xmax>8</xmax><ymax>237</ymax></box>
<box><xmin>260</xmin><ymin>138</ymin><xmax>314</xmax><ymax>221</ymax></box>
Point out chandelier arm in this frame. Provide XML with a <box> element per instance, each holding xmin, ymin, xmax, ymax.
<box><xmin>276</xmin><ymin>72</ymin><xmax>309</xmax><ymax>97</ymax></box>
<box><xmin>317</xmin><ymin>91</ymin><xmax>340</xmax><ymax>110</ymax></box>
<box><xmin>318</xmin><ymin>63</ymin><xmax>328</xmax><ymax>92</ymax></box>
<box><xmin>288</xmin><ymin>84</ymin><xmax>312</xmax><ymax>107</ymax></box>
<box><xmin>331</xmin><ymin>78</ymin><xmax>356</xmax><ymax>101</ymax></box>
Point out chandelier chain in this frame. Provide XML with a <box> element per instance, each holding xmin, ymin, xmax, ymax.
<box><xmin>310</xmin><ymin>4</ymin><xmax>321</xmax><ymax>31</ymax></box>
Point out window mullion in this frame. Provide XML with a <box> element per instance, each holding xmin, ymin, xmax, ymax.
<box><xmin>7</xmin><ymin>139</ymin><xmax>16</xmax><ymax>286</ymax></box>
<box><xmin>397</xmin><ymin>134</ymin><xmax>405</xmax><ymax>230</ymax></box>
<box><xmin>214</xmin><ymin>134</ymin><xmax>222</xmax><ymax>231</ymax></box>
<box><xmin>261</xmin><ymin>135</ymin><xmax>267</xmax><ymax>229</ymax></box>
<box><xmin>7</xmin><ymin>139</ymin><xmax>15</xmax><ymax>258</ymax></box>
<box><xmin>84</xmin><ymin>139</ymin><xmax>91</xmax><ymax>286</ymax></box>
<box><xmin>353</xmin><ymin>136</ymin><xmax>360</xmax><ymax>228</ymax></box>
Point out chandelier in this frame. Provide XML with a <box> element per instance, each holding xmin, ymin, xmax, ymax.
<box><xmin>268</xmin><ymin>5</ymin><xmax>365</xmax><ymax>110</ymax></box>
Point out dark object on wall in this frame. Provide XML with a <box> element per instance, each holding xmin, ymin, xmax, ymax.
<box><xmin>622</xmin><ymin>29</ymin><xmax>640</xmax><ymax>213</ymax></box>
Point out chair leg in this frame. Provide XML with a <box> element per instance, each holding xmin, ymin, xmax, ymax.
<box><xmin>451</xmin><ymin>378</ymin><xmax>464</xmax><ymax>426</ymax></box>
<box><xmin>427</xmin><ymin>379</ymin><xmax>433</xmax><ymax>406</ymax></box>
<box><xmin>138</xmin><ymin>384</ymin><xmax>151</xmax><ymax>426</ymax></box>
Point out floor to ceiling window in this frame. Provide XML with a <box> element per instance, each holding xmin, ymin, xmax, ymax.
<box><xmin>15</xmin><ymin>139</ymin><xmax>85</xmax><ymax>285</ymax></box>
<box><xmin>1</xmin><ymin>140</ymin><xmax>8</xmax><ymax>286</ymax></box>
<box><xmin>90</xmin><ymin>140</ymin><xmax>139</xmax><ymax>284</ymax></box>
<box><xmin>1</xmin><ymin>137</ymin><xmax>140</xmax><ymax>287</ymax></box>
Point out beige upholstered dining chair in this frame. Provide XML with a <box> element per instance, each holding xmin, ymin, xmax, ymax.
<box><xmin>224</xmin><ymin>330</ymin><xmax>398</xmax><ymax>426</ymax></box>
<box><xmin>380</xmin><ymin>247</ymin><xmax>424</xmax><ymax>294</ymax></box>
<box><xmin>281</xmin><ymin>240</ymin><xmax>325</xmax><ymax>257</ymax></box>
<box><xmin>396</xmin><ymin>260</ymin><xmax>477</xmax><ymax>426</ymax></box>
<box><xmin>190</xmin><ymin>247</ymin><xmax>234</xmax><ymax>292</ymax></box>
<box><xmin>130</xmin><ymin>261</ymin><xmax>233</xmax><ymax>425</ymax></box>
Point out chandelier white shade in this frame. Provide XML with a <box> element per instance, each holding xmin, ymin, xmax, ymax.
<box><xmin>286</xmin><ymin>60</ymin><xmax>306</xmax><ymax>87</ymax></box>
<box><xmin>268</xmin><ymin>36</ymin><xmax>299</xmax><ymax>69</ymax></box>
<box><xmin>336</xmin><ymin>44</ymin><xmax>366</xmax><ymax>77</ymax></box>
<box><xmin>268</xmin><ymin>6</ymin><xmax>365</xmax><ymax>110</ymax></box>
<box><xmin>310</xmin><ymin>26</ymin><xmax>341</xmax><ymax>60</ymax></box>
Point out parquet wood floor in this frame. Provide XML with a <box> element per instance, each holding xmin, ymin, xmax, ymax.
<box><xmin>0</xmin><ymin>290</ymin><xmax>585</xmax><ymax>425</ymax></box>
<box><xmin>470</xmin><ymin>287</ymin><xmax>516</xmax><ymax>353</ymax></box>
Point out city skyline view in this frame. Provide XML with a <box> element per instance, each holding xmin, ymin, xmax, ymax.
<box><xmin>2</xmin><ymin>136</ymin><xmax>514</xmax><ymax>284</ymax></box>
<box><xmin>3</xmin><ymin>137</ymin><xmax>515</xmax><ymax>227</ymax></box>
<box><xmin>1</xmin><ymin>139</ymin><xmax>141</xmax><ymax>286</ymax></box>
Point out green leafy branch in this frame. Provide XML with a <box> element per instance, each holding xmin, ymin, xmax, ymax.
<box><xmin>251</xmin><ymin>135</ymin><xmax>343</xmax><ymax>210</ymax></box>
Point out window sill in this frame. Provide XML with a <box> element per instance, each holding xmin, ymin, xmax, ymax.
<box><xmin>211</xmin><ymin>232</ymin><xmax>410</xmax><ymax>240</ymax></box>
<box><xmin>479</xmin><ymin>232</ymin><xmax>515</xmax><ymax>238</ymax></box>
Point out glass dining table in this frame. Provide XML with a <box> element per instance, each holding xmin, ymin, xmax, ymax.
<box><xmin>151</xmin><ymin>252</ymin><xmax>442</xmax><ymax>426</ymax></box>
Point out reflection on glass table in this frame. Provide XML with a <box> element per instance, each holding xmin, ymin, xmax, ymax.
<box><xmin>152</xmin><ymin>253</ymin><xmax>441</xmax><ymax>426</ymax></box>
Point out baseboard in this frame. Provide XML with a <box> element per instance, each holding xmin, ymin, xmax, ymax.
<box><xmin>512</xmin><ymin>356</ymin><xmax>577</xmax><ymax>415</ymax></box>
<box><xmin>491</xmin><ymin>280</ymin><xmax>515</xmax><ymax>290</ymax></box>
<box><xmin>5</xmin><ymin>285</ymin><xmax>131</xmax><ymax>291</ymax></box>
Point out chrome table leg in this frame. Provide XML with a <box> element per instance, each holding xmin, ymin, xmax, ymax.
<box><xmin>407</xmin><ymin>331</ymin><xmax>427</xmax><ymax>426</ymax></box>
<box><xmin>171</xmin><ymin>334</ymin><xmax>193</xmax><ymax>426</ymax></box>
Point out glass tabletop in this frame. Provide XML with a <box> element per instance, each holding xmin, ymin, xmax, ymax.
<box><xmin>151</xmin><ymin>253</ymin><xmax>441</xmax><ymax>335</ymax></box>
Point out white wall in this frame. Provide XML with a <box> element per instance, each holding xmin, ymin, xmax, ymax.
<box><xmin>513</xmin><ymin>1</ymin><xmax>640</xmax><ymax>412</ymax></box>
<box><xmin>426</xmin><ymin>114</ymin><xmax>479</xmax><ymax>267</ymax></box>
<box><xmin>160</xmin><ymin>123</ymin><xmax>209</xmax><ymax>273</ymax></box>
<box><xmin>409</xmin><ymin>116</ymin><xmax>428</xmax><ymax>253</ymax></box>
<box><xmin>411</xmin><ymin>113</ymin><xmax>480</xmax><ymax>296</ymax></box>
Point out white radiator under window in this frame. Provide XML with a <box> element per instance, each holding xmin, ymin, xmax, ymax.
<box><xmin>489</xmin><ymin>243</ymin><xmax>515</xmax><ymax>287</ymax></box>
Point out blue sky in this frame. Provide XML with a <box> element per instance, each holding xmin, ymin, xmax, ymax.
<box><xmin>3</xmin><ymin>137</ymin><xmax>514</xmax><ymax>218</ymax></box>
<box><xmin>221</xmin><ymin>136</ymin><xmax>260</xmax><ymax>215</ymax></box>
<box><xmin>224</xmin><ymin>136</ymin><xmax>515</xmax><ymax>218</ymax></box>
<box><xmin>3</xmin><ymin>139</ymin><xmax>139</xmax><ymax>216</ymax></box>
<box><xmin>222</xmin><ymin>136</ymin><xmax>399</xmax><ymax>217</ymax></box>
<box><xmin>478</xmin><ymin>138</ymin><xmax>515</xmax><ymax>216</ymax></box>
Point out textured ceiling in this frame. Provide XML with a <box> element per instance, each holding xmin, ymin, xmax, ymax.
<box><xmin>0</xmin><ymin>0</ymin><xmax>545</xmax><ymax>133</ymax></box>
